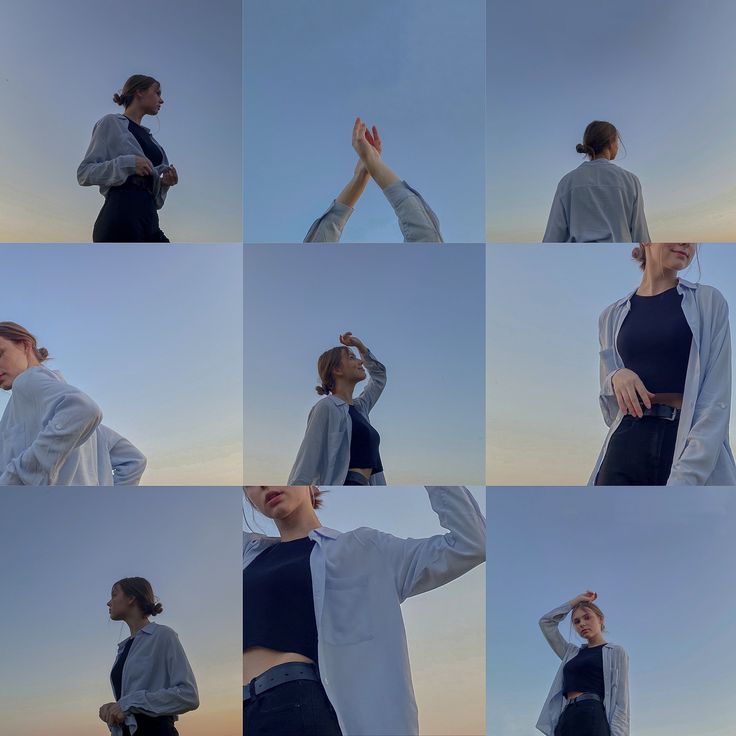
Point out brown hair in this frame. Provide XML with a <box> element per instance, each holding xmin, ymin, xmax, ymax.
<box><xmin>576</xmin><ymin>121</ymin><xmax>619</xmax><ymax>159</ymax></box>
<box><xmin>572</xmin><ymin>601</ymin><xmax>605</xmax><ymax>632</ymax></box>
<box><xmin>113</xmin><ymin>75</ymin><xmax>160</xmax><ymax>108</ymax></box>
<box><xmin>315</xmin><ymin>346</ymin><xmax>349</xmax><ymax>395</ymax></box>
<box><xmin>632</xmin><ymin>243</ymin><xmax>700</xmax><ymax>271</ymax></box>
<box><xmin>0</xmin><ymin>322</ymin><xmax>50</xmax><ymax>362</ymax></box>
<box><xmin>114</xmin><ymin>577</ymin><xmax>163</xmax><ymax>616</ymax></box>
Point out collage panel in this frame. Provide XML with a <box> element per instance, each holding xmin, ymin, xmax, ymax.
<box><xmin>1</xmin><ymin>0</ymin><xmax>242</xmax><ymax>244</ymax></box>
<box><xmin>243</xmin><ymin>485</ymin><xmax>486</xmax><ymax>736</ymax></box>
<box><xmin>487</xmin><ymin>0</ymin><xmax>736</xmax><ymax>242</ymax></box>
<box><xmin>487</xmin><ymin>243</ymin><xmax>736</xmax><ymax>486</ymax></box>
<box><xmin>244</xmin><ymin>0</ymin><xmax>485</xmax><ymax>244</ymax></box>
<box><xmin>487</xmin><ymin>485</ymin><xmax>736</xmax><ymax>736</ymax></box>
<box><xmin>244</xmin><ymin>244</ymin><xmax>486</xmax><ymax>486</ymax></box>
<box><xmin>0</xmin><ymin>244</ymin><xmax>243</xmax><ymax>487</ymax></box>
<box><xmin>0</xmin><ymin>486</ymin><xmax>242</xmax><ymax>736</ymax></box>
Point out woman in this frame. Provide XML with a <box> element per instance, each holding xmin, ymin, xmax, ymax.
<box><xmin>537</xmin><ymin>591</ymin><xmax>629</xmax><ymax>736</ymax></box>
<box><xmin>543</xmin><ymin>121</ymin><xmax>649</xmax><ymax>243</ymax></box>
<box><xmin>305</xmin><ymin>117</ymin><xmax>443</xmax><ymax>243</ymax></box>
<box><xmin>288</xmin><ymin>331</ymin><xmax>386</xmax><ymax>486</ymax></box>
<box><xmin>100</xmin><ymin>577</ymin><xmax>199</xmax><ymax>736</ymax></box>
<box><xmin>78</xmin><ymin>74</ymin><xmax>178</xmax><ymax>243</ymax></box>
<box><xmin>243</xmin><ymin>485</ymin><xmax>486</xmax><ymax>736</ymax></box>
<box><xmin>0</xmin><ymin>322</ymin><xmax>146</xmax><ymax>485</ymax></box>
<box><xmin>592</xmin><ymin>244</ymin><xmax>736</xmax><ymax>486</ymax></box>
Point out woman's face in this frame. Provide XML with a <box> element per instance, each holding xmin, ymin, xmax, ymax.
<box><xmin>572</xmin><ymin>606</ymin><xmax>603</xmax><ymax>642</ymax></box>
<box><xmin>0</xmin><ymin>336</ymin><xmax>33</xmax><ymax>390</ymax></box>
<box><xmin>608</xmin><ymin>137</ymin><xmax>619</xmax><ymax>160</ymax></box>
<box><xmin>336</xmin><ymin>349</ymin><xmax>366</xmax><ymax>384</ymax></box>
<box><xmin>107</xmin><ymin>584</ymin><xmax>135</xmax><ymax>620</ymax></box>
<box><xmin>136</xmin><ymin>84</ymin><xmax>163</xmax><ymax>115</ymax></box>
<box><xmin>647</xmin><ymin>243</ymin><xmax>696</xmax><ymax>272</ymax></box>
<box><xmin>244</xmin><ymin>486</ymin><xmax>312</xmax><ymax>520</ymax></box>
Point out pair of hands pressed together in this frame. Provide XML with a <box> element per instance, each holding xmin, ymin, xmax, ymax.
<box><xmin>134</xmin><ymin>157</ymin><xmax>179</xmax><ymax>186</ymax></box>
<box><xmin>611</xmin><ymin>368</ymin><xmax>655</xmax><ymax>418</ymax></box>
<box><xmin>99</xmin><ymin>701</ymin><xmax>125</xmax><ymax>727</ymax></box>
<box><xmin>351</xmin><ymin>117</ymin><xmax>382</xmax><ymax>178</ymax></box>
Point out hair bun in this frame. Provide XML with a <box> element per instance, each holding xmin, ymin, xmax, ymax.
<box><xmin>112</xmin><ymin>92</ymin><xmax>124</xmax><ymax>105</ymax></box>
<box><xmin>315</xmin><ymin>384</ymin><xmax>328</xmax><ymax>396</ymax></box>
<box><xmin>150</xmin><ymin>601</ymin><xmax>163</xmax><ymax>616</ymax></box>
<box><xmin>575</xmin><ymin>143</ymin><xmax>588</xmax><ymax>154</ymax></box>
<box><xmin>37</xmin><ymin>347</ymin><xmax>49</xmax><ymax>360</ymax></box>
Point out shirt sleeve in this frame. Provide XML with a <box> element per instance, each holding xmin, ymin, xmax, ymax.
<box><xmin>668</xmin><ymin>291</ymin><xmax>732</xmax><ymax>485</ymax></box>
<box><xmin>610</xmin><ymin>648</ymin><xmax>630</xmax><ymax>736</ymax></box>
<box><xmin>598</xmin><ymin>305</ymin><xmax>622</xmax><ymax>428</ymax></box>
<box><xmin>370</xmin><ymin>486</ymin><xmax>485</xmax><ymax>602</ymax></box>
<box><xmin>117</xmin><ymin>630</ymin><xmax>199</xmax><ymax>717</ymax></box>
<box><xmin>629</xmin><ymin>176</ymin><xmax>650</xmax><ymax>243</ymax></box>
<box><xmin>538</xmin><ymin>601</ymin><xmax>574</xmax><ymax>660</ymax></box>
<box><xmin>352</xmin><ymin>350</ymin><xmax>387</xmax><ymax>415</ymax></box>
<box><xmin>381</xmin><ymin>180</ymin><xmax>443</xmax><ymax>243</ymax></box>
<box><xmin>77</xmin><ymin>116</ymin><xmax>138</xmax><ymax>188</ymax></box>
<box><xmin>304</xmin><ymin>201</ymin><xmax>354</xmax><ymax>242</ymax></box>
<box><xmin>0</xmin><ymin>373</ymin><xmax>103</xmax><ymax>486</ymax></box>
<box><xmin>543</xmin><ymin>183</ymin><xmax>569</xmax><ymax>242</ymax></box>
<box><xmin>288</xmin><ymin>400</ymin><xmax>333</xmax><ymax>484</ymax></box>
<box><xmin>104</xmin><ymin>427</ymin><xmax>147</xmax><ymax>486</ymax></box>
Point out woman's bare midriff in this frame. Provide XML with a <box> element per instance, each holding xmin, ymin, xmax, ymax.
<box><xmin>348</xmin><ymin>467</ymin><xmax>372</xmax><ymax>479</ymax></box>
<box><xmin>244</xmin><ymin>646</ymin><xmax>315</xmax><ymax>684</ymax></box>
<box><xmin>565</xmin><ymin>691</ymin><xmax>585</xmax><ymax>700</ymax></box>
<box><xmin>650</xmin><ymin>393</ymin><xmax>683</xmax><ymax>410</ymax></box>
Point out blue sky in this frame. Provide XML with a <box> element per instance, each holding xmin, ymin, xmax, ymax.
<box><xmin>244</xmin><ymin>485</ymin><xmax>486</xmax><ymax>736</ymax></box>
<box><xmin>0</xmin><ymin>0</ymin><xmax>242</xmax><ymax>243</ymax></box>
<box><xmin>0</xmin><ymin>487</ymin><xmax>242</xmax><ymax>736</ymax></box>
<box><xmin>245</xmin><ymin>0</ymin><xmax>485</xmax><ymax>243</ymax></box>
<box><xmin>487</xmin><ymin>485</ymin><xmax>736</xmax><ymax>736</ymax></box>
<box><xmin>244</xmin><ymin>245</ymin><xmax>486</xmax><ymax>484</ymax></box>
<box><xmin>486</xmin><ymin>244</ymin><xmax>736</xmax><ymax>484</ymax></box>
<box><xmin>487</xmin><ymin>0</ymin><xmax>736</xmax><ymax>241</ymax></box>
<box><xmin>0</xmin><ymin>244</ymin><xmax>243</xmax><ymax>484</ymax></box>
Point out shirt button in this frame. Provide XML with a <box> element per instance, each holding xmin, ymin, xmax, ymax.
<box><xmin>54</xmin><ymin>423</ymin><xmax>63</xmax><ymax>430</ymax></box>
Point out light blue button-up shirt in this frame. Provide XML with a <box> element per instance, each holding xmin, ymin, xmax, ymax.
<box><xmin>591</xmin><ymin>278</ymin><xmax>736</xmax><ymax>485</ymax></box>
<box><xmin>243</xmin><ymin>486</ymin><xmax>486</xmax><ymax>736</ymax></box>
<box><xmin>304</xmin><ymin>180</ymin><xmax>444</xmax><ymax>243</ymax></box>
<box><xmin>78</xmin><ymin>113</ymin><xmax>171</xmax><ymax>209</ymax></box>
<box><xmin>0</xmin><ymin>365</ymin><xmax>146</xmax><ymax>485</ymax></box>
<box><xmin>543</xmin><ymin>159</ymin><xmax>650</xmax><ymax>243</ymax></box>
<box><xmin>109</xmin><ymin>622</ymin><xmax>199</xmax><ymax>736</ymax></box>
<box><xmin>288</xmin><ymin>350</ymin><xmax>387</xmax><ymax>485</ymax></box>
<box><xmin>536</xmin><ymin>602</ymin><xmax>630</xmax><ymax>736</ymax></box>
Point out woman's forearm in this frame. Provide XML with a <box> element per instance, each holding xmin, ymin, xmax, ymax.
<box><xmin>363</xmin><ymin>156</ymin><xmax>400</xmax><ymax>191</ymax></box>
<box><xmin>336</xmin><ymin>170</ymin><xmax>371</xmax><ymax>208</ymax></box>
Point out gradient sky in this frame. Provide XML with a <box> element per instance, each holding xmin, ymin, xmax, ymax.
<box><xmin>243</xmin><ymin>485</ymin><xmax>486</xmax><ymax>736</ymax></box>
<box><xmin>487</xmin><ymin>0</ymin><xmax>736</xmax><ymax>242</ymax></box>
<box><xmin>244</xmin><ymin>245</ymin><xmax>486</xmax><ymax>485</ymax></box>
<box><xmin>487</xmin><ymin>485</ymin><xmax>736</xmax><ymax>736</ymax></box>
<box><xmin>0</xmin><ymin>0</ymin><xmax>242</xmax><ymax>243</ymax></box>
<box><xmin>0</xmin><ymin>244</ymin><xmax>242</xmax><ymax>485</ymax></box>
<box><xmin>244</xmin><ymin>0</ymin><xmax>485</xmax><ymax>243</ymax></box>
<box><xmin>0</xmin><ymin>487</ymin><xmax>242</xmax><ymax>736</ymax></box>
<box><xmin>486</xmin><ymin>244</ymin><xmax>736</xmax><ymax>485</ymax></box>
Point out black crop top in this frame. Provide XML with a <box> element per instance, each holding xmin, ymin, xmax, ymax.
<box><xmin>111</xmin><ymin>636</ymin><xmax>135</xmax><ymax>700</ymax></box>
<box><xmin>243</xmin><ymin>537</ymin><xmax>318</xmax><ymax>663</ymax></box>
<box><xmin>617</xmin><ymin>286</ymin><xmax>693</xmax><ymax>394</ymax></box>
<box><xmin>124</xmin><ymin>118</ymin><xmax>163</xmax><ymax>189</ymax></box>
<box><xmin>562</xmin><ymin>644</ymin><xmax>605</xmax><ymax>700</ymax></box>
<box><xmin>348</xmin><ymin>405</ymin><xmax>383</xmax><ymax>473</ymax></box>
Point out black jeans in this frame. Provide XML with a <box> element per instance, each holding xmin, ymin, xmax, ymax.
<box><xmin>244</xmin><ymin>679</ymin><xmax>342</xmax><ymax>736</ymax></box>
<box><xmin>93</xmin><ymin>184</ymin><xmax>170</xmax><ymax>243</ymax></box>
<box><xmin>343</xmin><ymin>470</ymin><xmax>369</xmax><ymax>486</ymax></box>
<box><xmin>122</xmin><ymin>715</ymin><xmax>178</xmax><ymax>736</ymax></box>
<box><xmin>595</xmin><ymin>413</ymin><xmax>679</xmax><ymax>486</ymax></box>
<box><xmin>554</xmin><ymin>698</ymin><xmax>610</xmax><ymax>736</ymax></box>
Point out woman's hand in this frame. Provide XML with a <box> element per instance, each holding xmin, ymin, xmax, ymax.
<box><xmin>352</xmin><ymin>117</ymin><xmax>381</xmax><ymax>166</ymax></box>
<box><xmin>99</xmin><ymin>702</ymin><xmax>125</xmax><ymax>725</ymax></box>
<box><xmin>570</xmin><ymin>591</ymin><xmax>597</xmax><ymax>607</ymax></box>
<box><xmin>134</xmin><ymin>157</ymin><xmax>153</xmax><ymax>176</ymax></box>
<box><xmin>340</xmin><ymin>331</ymin><xmax>367</xmax><ymax>354</ymax></box>
<box><xmin>353</xmin><ymin>124</ymin><xmax>382</xmax><ymax>176</ymax></box>
<box><xmin>161</xmin><ymin>164</ymin><xmax>179</xmax><ymax>187</ymax></box>
<box><xmin>612</xmin><ymin>368</ymin><xmax>655</xmax><ymax>418</ymax></box>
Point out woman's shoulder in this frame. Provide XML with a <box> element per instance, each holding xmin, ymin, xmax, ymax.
<box><xmin>11</xmin><ymin>365</ymin><xmax>63</xmax><ymax>393</ymax></box>
<box><xmin>691</xmin><ymin>281</ymin><xmax>727</xmax><ymax>304</ymax></box>
<box><xmin>92</xmin><ymin>113</ymin><xmax>128</xmax><ymax>132</ymax></box>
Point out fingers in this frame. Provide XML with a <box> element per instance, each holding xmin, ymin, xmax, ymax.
<box><xmin>372</xmin><ymin>126</ymin><xmax>382</xmax><ymax>153</ymax></box>
<box><xmin>364</xmin><ymin>128</ymin><xmax>375</xmax><ymax>148</ymax></box>
<box><xmin>624</xmin><ymin>384</ymin><xmax>642</xmax><ymax>417</ymax></box>
<box><xmin>635</xmin><ymin>380</ymin><xmax>652</xmax><ymax>410</ymax></box>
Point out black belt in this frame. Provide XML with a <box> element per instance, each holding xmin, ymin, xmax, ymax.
<box><xmin>638</xmin><ymin>403</ymin><xmax>680</xmax><ymax>421</ymax></box>
<box><xmin>243</xmin><ymin>661</ymin><xmax>320</xmax><ymax>702</ymax></box>
<box><xmin>566</xmin><ymin>693</ymin><xmax>602</xmax><ymax>706</ymax></box>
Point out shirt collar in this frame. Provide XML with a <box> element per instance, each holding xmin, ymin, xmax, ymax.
<box><xmin>310</xmin><ymin>526</ymin><xmax>342</xmax><ymax>540</ymax></box>
<box><xmin>326</xmin><ymin>394</ymin><xmax>347</xmax><ymax>407</ymax></box>
<box><xmin>116</xmin><ymin>622</ymin><xmax>156</xmax><ymax>650</ymax></box>
<box><xmin>616</xmin><ymin>277</ymin><xmax>698</xmax><ymax>306</ymax></box>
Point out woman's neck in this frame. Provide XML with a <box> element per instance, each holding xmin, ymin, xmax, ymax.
<box><xmin>124</xmin><ymin>107</ymin><xmax>145</xmax><ymax>125</ymax></box>
<box><xmin>638</xmin><ymin>270</ymin><xmax>679</xmax><ymax>296</ymax></box>
<box><xmin>332</xmin><ymin>381</ymin><xmax>356</xmax><ymax>405</ymax></box>
<box><xmin>275</xmin><ymin>506</ymin><xmax>322</xmax><ymax>543</ymax></box>
<box><xmin>586</xmin><ymin>634</ymin><xmax>607</xmax><ymax>647</ymax></box>
<box><xmin>125</xmin><ymin>614</ymin><xmax>150</xmax><ymax>637</ymax></box>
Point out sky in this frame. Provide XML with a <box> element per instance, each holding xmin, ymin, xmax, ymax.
<box><xmin>243</xmin><ymin>485</ymin><xmax>486</xmax><ymax>736</ymax></box>
<box><xmin>0</xmin><ymin>0</ymin><xmax>242</xmax><ymax>243</ymax></box>
<box><xmin>487</xmin><ymin>485</ymin><xmax>736</xmax><ymax>736</ymax></box>
<box><xmin>487</xmin><ymin>0</ymin><xmax>736</xmax><ymax>242</ymax></box>
<box><xmin>0</xmin><ymin>244</ymin><xmax>243</xmax><ymax>485</ymax></box>
<box><xmin>244</xmin><ymin>245</ymin><xmax>486</xmax><ymax>485</ymax></box>
<box><xmin>486</xmin><ymin>244</ymin><xmax>736</xmax><ymax>484</ymax></box>
<box><xmin>244</xmin><ymin>0</ymin><xmax>485</xmax><ymax>244</ymax></box>
<box><xmin>0</xmin><ymin>487</ymin><xmax>242</xmax><ymax>736</ymax></box>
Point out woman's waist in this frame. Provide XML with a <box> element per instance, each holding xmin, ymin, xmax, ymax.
<box><xmin>244</xmin><ymin>646</ymin><xmax>315</xmax><ymax>684</ymax></box>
